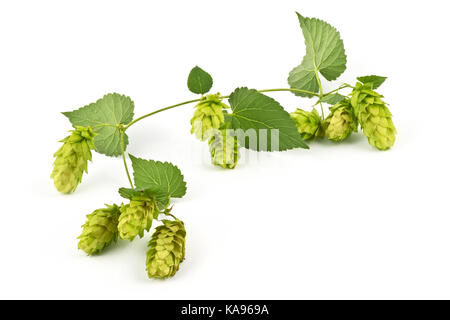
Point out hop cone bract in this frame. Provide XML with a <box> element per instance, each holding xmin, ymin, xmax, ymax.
<box><xmin>190</xmin><ymin>94</ymin><xmax>227</xmax><ymax>140</ymax></box>
<box><xmin>51</xmin><ymin>126</ymin><xmax>95</xmax><ymax>194</ymax></box>
<box><xmin>324</xmin><ymin>100</ymin><xmax>358</xmax><ymax>142</ymax></box>
<box><xmin>146</xmin><ymin>220</ymin><xmax>186</xmax><ymax>279</ymax></box>
<box><xmin>78</xmin><ymin>204</ymin><xmax>121</xmax><ymax>255</ymax></box>
<box><xmin>351</xmin><ymin>82</ymin><xmax>397</xmax><ymax>150</ymax></box>
<box><xmin>208</xmin><ymin>130</ymin><xmax>240</xmax><ymax>169</ymax></box>
<box><xmin>290</xmin><ymin>108</ymin><xmax>324</xmax><ymax>140</ymax></box>
<box><xmin>118</xmin><ymin>198</ymin><xmax>158</xmax><ymax>241</ymax></box>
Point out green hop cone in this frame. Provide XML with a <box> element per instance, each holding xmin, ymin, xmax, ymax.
<box><xmin>146</xmin><ymin>220</ymin><xmax>186</xmax><ymax>279</ymax></box>
<box><xmin>290</xmin><ymin>108</ymin><xmax>324</xmax><ymax>141</ymax></box>
<box><xmin>324</xmin><ymin>100</ymin><xmax>358</xmax><ymax>142</ymax></box>
<box><xmin>190</xmin><ymin>94</ymin><xmax>227</xmax><ymax>140</ymax></box>
<box><xmin>118</xmin><ymin>197</ymin><xmax>158</xmax><ymax>241</ymax></box>
<box><xmin>78</xmin><ymin>204</ymin><xmax>121</xmax><ymax>255</ymax></box>
<box><xmin>208</xmin><ymin>130</ymin><xmax>240</xmax><ymax>169</ymax></box>
<box><xmin>351</xmin><ymin>82</ymin><xmax>397</xmax><ymax>150</ymax></box>
<box><xmin>50</xmin><ymin>126</ymin><xmax>96</xmax><ymax>194</ymax></box>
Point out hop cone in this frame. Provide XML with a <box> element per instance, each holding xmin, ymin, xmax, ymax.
<box><xmin>351</xmin><ymin>82</ymin><xmax>397</xmax><ymax>150</ymax></box>
<box><xmin>50</xmin><ymin>126</ymin><xmax>95</xmax><ymax>194</ymax></box>
<box><xmin>290</xmin><ymin>108</ymin><xmax>324</xmax><ymax>140</ymax></box>
<box><xmin>118</xmin><ymin>198</ymin><xmax>158</xmax><ymax>241</ymax></box>
<box><xmin>324</xmin><ymin>100</ymin><xmax>358</xmax><ymax>142</ymax></box>
<box><xmin>190</xmin><ymin>94</ymin><xmax>227</xmax><ymax>140</ymax></box>
<box><xmin>146</xmin><ymin>220</ymin><xmax>186</xmax><ymax>279</ymax></box>
<box><xmin>78</xmin><ymin>204</ymin><xmax>121</xmax><ymax>255</ymax></box>
<box><xmin>208</xmin><ymin>130</ymin><xmax>240</xmax><ymax>169</ymax></box>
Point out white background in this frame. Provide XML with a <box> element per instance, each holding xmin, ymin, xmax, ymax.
<box><xmin>1</xmin><ymin>0</ymin><xmax>449</xmax><ymax>299</ymax></box>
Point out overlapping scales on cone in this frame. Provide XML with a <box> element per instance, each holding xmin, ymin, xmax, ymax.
<box><xmin>78</xmin><ymin>204</ymin><xmax>121</xmax><ymax>255</ymax></box>
<box><xmin>146</xmin><ymin>220</ymin><xmax>186</xmax><ymax>279</ymax></box>
<box><xmin>51</xmin><ymin>126</ymin><xmax>95</xmax><ymax>193</ymax></box>
<box><xmin>290</xmin><ymin>108</ymin><xmax>324</xmax><ymax>141</ymax></box>
<box><xmin>190</xmin><ymin>94</ymin><xmax>227</xmax><ymax>140</ymax></box>
<box><xmin>350</xmin><ymin>82</ymin><xmax>396</xmax><ymax>150</ymax></box>
<box><xmin>208</xmin><ymin>130</ymin><xmax>240</xmax><ymax>169</ymax></box>
<box><xmin>324</xmin><ymin>99</ymin><xmax>358</xmax><ymax>142</ymax></box>
<box><xmin>118</xmin><ymin>197</ymin><xmax>159</xmax><ymax>241</ymax></box>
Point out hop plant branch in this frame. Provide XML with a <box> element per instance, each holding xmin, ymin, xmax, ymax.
<box><xmin>124</xmin><ymin>98</ymin><xmax>202</xmax><ymax>131</ymax></box>
<box><xmin>325</xmin><ymin>84</ymin><xmax>352</xmax><ymax>95</ymax></box>
<box><xmin>122</xmin><ymin>88</ymin><xmax>320</xmax><ymax>132</ymax></box>
<box><xmin>50</xmin><ymin>11</ymin><xmax>397</xmax><ymax>281</ymax></box>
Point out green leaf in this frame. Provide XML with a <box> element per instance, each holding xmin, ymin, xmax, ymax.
<box><xmin>118</xmin><ymin>186</ymin><xmax>161</xmax><ymax>199</ymax></box>
<box><xmin>63</xmin><ymin>93</ymin><xmax>134</xmax><ymax>157</ymax></box>
<box><xmin>118</xmin><ymin>187</ymin><xmax>171</xmax><ymax>207</ymax></box>
<box><xmin>320</xmin><ymin>93</ymin><xmax>346</xmax><ymax>105</ymax></box>
<box><xmin>228</xmin><ymin>87</ymin><xmax>309</xmax><ymax>151</ymax></box>
<box><xmin>357</xmin><ymin>75</ymin><xmax>387</xmax><ymax>89</ymax></box>
<box><xmin>288</xmin><ymin>13</ymin><xmax>347</xmax><ymax>97</ymax></box>
<box><xmin>187</xmin><ymin>66</ymin><xmax>213</xmax><ymax>94</ymax></box>
<box><xmin>129</xmin><ymin>155</ymin><xmax>187</xmax><ymax>202</ymax></box>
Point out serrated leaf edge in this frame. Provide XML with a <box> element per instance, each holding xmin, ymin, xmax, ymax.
<box><xmin>129</xmin><ymin>154</ymin><xmax>187</xmax><ymax>199</ymax></box>
<box><xmin>229</xmin><ymin>87</ymin><xmax>309</xmax><ymax>151</ymax></box>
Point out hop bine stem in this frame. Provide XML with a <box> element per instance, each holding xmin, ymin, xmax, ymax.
<box><xmin>124</xmin><ymin>98</ymin><xmax>202</xmax><ymax>130</ymax></box>
<box><xmin>123</xmin><ymin>88</ymin><xmax>322</xmax><ymax>132</ymax></box>
<box><xmin>313</xmin><ymin>68</ymin><xmax>326</xmax><ymax>119</ymax></box>
<box><xmin>323</xmin><ymin>84</ymin><xmax>352</xmax><ymax>96</ymax></box>
<box><xmin>119</xmin><ymin>128</ymin><xmax>134</xmax><ymax>188</ymax></box>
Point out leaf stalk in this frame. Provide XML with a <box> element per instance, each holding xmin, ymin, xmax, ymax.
<box><xmin>119</xmin><ymin>129</ymin><xmax>134</xmax><ymax>188</ymax></box>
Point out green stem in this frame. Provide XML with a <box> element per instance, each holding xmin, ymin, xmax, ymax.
<box><xmin>164</xmin><ymin>212</ymin><xmax>179</xmax><ymax>221</ymax></box>
<box><xmin>124</xmin><ymin>98</ymin><xmax>202</xmax><ymax>131</ymax></box>
<box><xmin>322</xmin><ymin>84</ymin><xmax>351</xmax><ymax>97</ymax></box>
<box><xmin>120</xmin><ymin>130</ymin><xmax>134</xmax><ymax>188</ymax></box>
<box><xmin>319</xmin><ymin>103</ymin><xmax>325</xmax><ymax>119</ymax></box>
<box><xmin>343</xmin><ymin>83</ymin><xmax>355</xmax><ymax>89</ymax></box>
<box><xmin>257</xmin><ymin>88</ymin><xmax>321</xmax><ymax>97</ymax></box>
<box><xmin>123</xmin><ymin>88</ymin><xmax>320</xmax><ymax>131</ymax></box>
<box><xmin>313</xmin><ymin>70</ymin><xmax>325</xmax><ymax>119</ymax></box>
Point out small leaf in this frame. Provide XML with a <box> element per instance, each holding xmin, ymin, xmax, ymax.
<box><xmin>129</xmin><ymin>155</ymin><xmax>187</xmax><ymax>201</ymax></box>
<box><xmin>320</xmin><ymin>93</ymin><xmax>346</xmax><ymax>105</ymax></box>
<box><xmin>187</xmin><ymin>66</ymin><xmax>213</xmax><ymax>94</ymax></box>
<box><xmin>357</xmin><ymin>75</ymin><xmax>387</xmax><ymax>89</ymax></box>
<box><xmin>229</xmin><ymin>88</ymin><xmax>309</xmax><ymax>151</ymax></box>
<box><xmin>118</xmin><ymin>187</ymin><xmax>171</xmax><ymax>207</ymax></box>
<box><xmin>63</xmin><ymin>93</ymin><xmax>134</xmax><ymax>157</ymax></box>
<box><xmin>118</xmin><ymin>186</ymin><xmax>161</xmax><ymax>199</ymax></box>
<box><xmin>288</xmin><ymin>13</ymin><xmax>347</xmax><ymax>97</ymax></box>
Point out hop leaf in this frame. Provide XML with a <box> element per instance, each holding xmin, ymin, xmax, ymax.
<box><xmin>320</xmin><ymin>93</ymin><xmax>346</xmax><ymax>105</ymax></box>
<box><xmin>350</xmin><ymin>82</ymin><xmax>397</xmax><ymax>150</ymax></box>
<box><xmin>190</xmin><ymin>94</ymin><xmax>227</xmax><ymax>140</ymax></box>
<box><xmin>63</xmin><ymin>93</ymin><xmax>134</xmax><ymax>157</ymax></box>
<box><xmin>290</xmin><ymin>108</ymin><xmax>324</xmax><ymax>141</ymax></box>
<box><xmin>357</xmin><ymin>75</ymin><xmax>387</xmax><ymax>90</ymax></box>
<box><xmin>146</xmin><ymin>220</ymin><xmax>186</xmax><ymax>279</ymax></box>
<box><xmin>324</xmin><ymin>100</ymin><xmax>358</xmax><ymax>142</ymax></box>
<box><xmin>288</xmin><ymin>13</ymin><xmax>347</xmax><ymax>97</ymax></box>
<box><xmin>118</xmin><ymin>198</ymin><xmax>159</xmax><ymax>241</ymax></box>
<box><xmin>129</xmin><ymin>155</ymin><xmax>187</xmax><ymax>203</ymax></box>
<box><xmin>78</xmin><ymin>204</ymin><xmax>121</xmax><ymax>255</ymax></box>
<box><xmin>208</xmin><ymin>130</ymin><xmax>241</xmax><ymax>169</ymax></box>
<box><xmin>187</xmin><ymin>66</ymin><xmax>213</xmax><ymax>95</ymax></box>
<box><xmin>228</xmin><ymin>88</ymin><xmax>309</xmax><ymax>150</ymax></box>
<box><xmin>50</xmin><ymin>126</ymin><xmax>95</xmax><ymax>194</ymax></box>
